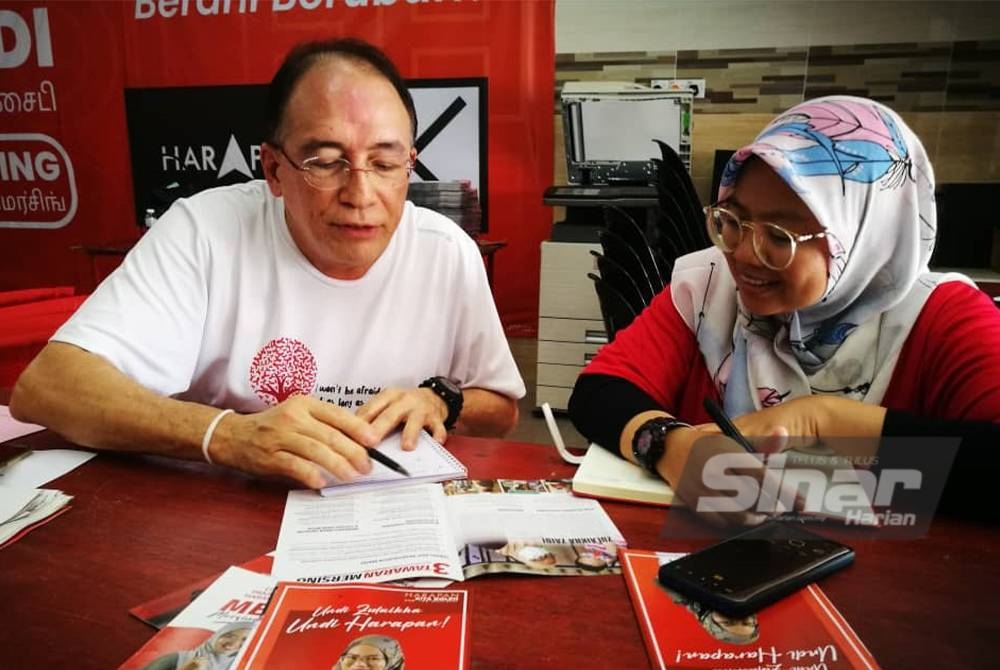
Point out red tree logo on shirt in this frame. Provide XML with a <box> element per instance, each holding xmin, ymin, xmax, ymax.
<box><xmin>249</xmin><ymin>338</ymin><xmax>318</xmax><ymax>406</ymax></box>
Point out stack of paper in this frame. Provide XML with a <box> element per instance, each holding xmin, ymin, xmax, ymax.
<box><xmin>0</xmin><ymin>484</ymin><xmax>72</xmax><ymax>548</ymax></box>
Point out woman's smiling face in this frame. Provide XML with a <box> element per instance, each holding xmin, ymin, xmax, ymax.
<box><xmin>721</xmin><ymin>158</ymin><xmax>830</xmax><ymax>316</ymax></box>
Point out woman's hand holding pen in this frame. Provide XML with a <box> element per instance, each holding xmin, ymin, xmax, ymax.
<box><xmin>728</xmin><ymin>396</ymin><xmax>887</xmax><ymax>458</ymax></box>
<box><xmin>661</xmin><ymin>427</ymin><xmax>799</xmax><ymax>527</ymax></box>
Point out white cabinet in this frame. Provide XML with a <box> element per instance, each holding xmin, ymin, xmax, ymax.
<box><xmin>535</xmin><ymin>241</ymin><xmax>607</xmax><ymax>410</ymax></box>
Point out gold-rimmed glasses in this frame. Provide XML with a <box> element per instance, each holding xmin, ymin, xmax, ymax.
<box><xmin>704</xmin><ymin>204</ymin><xmax>828</xmax><ymax>270</ymax></box>
<box><xmin>276</xmin><ymin>146</ymin><xmax>412</xmax><ymax>191</ymax></box>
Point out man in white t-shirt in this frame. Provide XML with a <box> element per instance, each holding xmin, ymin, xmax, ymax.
<box><xmin>10</xmin><ymin>38</ymin><xmax>525</xmax><ymax>488</ymax></box>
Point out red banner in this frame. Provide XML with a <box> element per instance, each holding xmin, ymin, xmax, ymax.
<box><xmin>0</xmin><ymin>0</ymin><xmax>553</xmax><ymax>334</ymax></box>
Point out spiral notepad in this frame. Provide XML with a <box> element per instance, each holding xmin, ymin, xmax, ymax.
<box><xmin>319</xmin><ymin>431</ymin><xmax>467</xmax><ymax>496</ymax></box>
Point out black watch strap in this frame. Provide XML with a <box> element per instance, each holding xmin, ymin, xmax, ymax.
<box><xmin>419</xmin><ymin>376</ymin><xmax>464</xmax><ymax>429</ymax></box>
<box><xmin>631</xmin><ymin>416</ymin><xmax>691</xmax><ymax>475</ymax></box>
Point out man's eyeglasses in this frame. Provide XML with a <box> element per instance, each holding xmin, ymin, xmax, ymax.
<box><xmin>276</xmin><ymin>146</ymin><xmax>412</xmax><ymax>191</ymax></box>
<box><xmin>341</xmin><ymin>652</ymin><xmax>386</xmax><ymax>667</ymax></box>
<box><xmin>704</xmin><ymin>204</ymin><xmax>828</xmax><ymax>271</ymax></box>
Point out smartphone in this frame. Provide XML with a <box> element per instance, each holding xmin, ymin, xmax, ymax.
<box><xmin>657</xmin><ymin>521</ymin><xmax>854</xmax><ymax>617</ymax></box>
<box><xmin>702</xmin><ymin>397</ymin><xmax>756</xmax><ymax>453</ymax></box>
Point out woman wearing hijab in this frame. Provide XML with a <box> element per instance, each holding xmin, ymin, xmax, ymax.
<box><xmin>141</xmin><ymin>622</ymin><xmax>252</xmax><ymax>670</ymax></box>
<box><xmin>569</xmin><ymin>96</ymin><xmax>1000</xmax><ymax>524</ymax></box>
<box><xmin>331</xmin><ymin>635</ymin><xmax>405</xmax><ymax>670</ymax></box>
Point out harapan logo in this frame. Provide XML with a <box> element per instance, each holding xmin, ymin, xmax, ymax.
<box><xmin>249</xmin><ymin>337</ymin><xmax>318</xmax><ymax>406</ymax></box>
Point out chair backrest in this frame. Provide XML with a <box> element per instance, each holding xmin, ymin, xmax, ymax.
<box><xmin>651</xmin><ymin>140</ymin><xmax>712</xmax><ymax>277</ymax></box>
<box><xmin>602</xmin><ymin>206</ymin><xmax>666</xmax><ymax>293</ymax></box>
<box><xmin>591</xmin><ymin>250</ymin><xmax>647</xmax><ymax>315</ymax></box>
<box><xmin>587</xmin><ymin>272</ymin><xmax>638</xmax><ymax>342</ymax></box>
<box><xmin>597</xmin><ymin>228</ymin><xmax>659</xmax><ymax>305</ymax></box>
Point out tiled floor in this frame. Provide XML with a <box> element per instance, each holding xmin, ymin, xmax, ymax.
<box><xmin>504</xmin><ymin>337</ymin><xmax>590</xmax><ymax>449</ymax></box>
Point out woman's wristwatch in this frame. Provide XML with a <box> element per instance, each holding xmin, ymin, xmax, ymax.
<box><xmin>631</xmin><ymin>416</ymin><xmax>692</xmax><ymax>474</ymax></box>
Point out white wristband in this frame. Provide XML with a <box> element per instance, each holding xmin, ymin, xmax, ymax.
<box><xmin>201</xmin><ymin>408</ymin><xmax>234</xmax><ymax>465</ymax></box>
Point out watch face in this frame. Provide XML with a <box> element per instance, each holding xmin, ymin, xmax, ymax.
<box><xmin>635</xmin><ymin>429</ymin><xmax>654</xmax><ymax>457</ymax></box>
<box><xmin>436</xmin><ymin>377</ymin><xmax>461</xmax><ymax>395</ymax></box>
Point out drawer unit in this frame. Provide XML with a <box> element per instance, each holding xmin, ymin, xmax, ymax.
<box><xmin>536</xmin><ymin>241</ymin><xmax>607</xmax><ymax>411</ymax></box>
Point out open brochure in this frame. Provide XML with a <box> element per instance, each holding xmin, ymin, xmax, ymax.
<box><xmin>320</xmin><ymin>431</ymin><xmax>466</xmax><ymax>496</ymax></box>
<box><xmin>118</xmin><ymin>566</ymin><xmax>278</xmax><ymax>670</ymax></box>
<box><xmin>620</xmin><ymin>549</ymin><xmax>879</xmax><ymax>669</ymax></box>
<box><xmin>273</xmin><ymin>479</ymin><xmax>627</xmax><ymax>584</ymax></box>
<box><xmin>234</xmin><ymin>583</ymin><xmax>470</xmax><ymax>669</ymax></box>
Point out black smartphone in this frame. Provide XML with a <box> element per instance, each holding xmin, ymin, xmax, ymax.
<box><xmin>657</xmin><ymin>521</ymin><xmax>854</xmax><ymax>617</ymax></box>
<box><xmin>702</xmin><ymin>397</ymin><xmax>756</xmax><ymax>453</ymax></box>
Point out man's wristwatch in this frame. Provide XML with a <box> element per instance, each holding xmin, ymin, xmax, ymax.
<box><xmin>419</xmin><ymin>376</ymin><xmax>464</xmax><ymax>429</ymax></box>
<box><xmin>631</xmin><ymin>416</ymin><xmax>692</xmax><ymax>475</ymax></box>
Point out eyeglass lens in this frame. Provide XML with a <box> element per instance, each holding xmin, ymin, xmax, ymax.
<box><xmin>707</xmin><ymin>209</ymin><xmax>796</xmax><ymax>270</ymax></box>
<box><xmin>302</xmin><ymin>157</ymin><xmax>409</xmax><ymax>190</ymax></box>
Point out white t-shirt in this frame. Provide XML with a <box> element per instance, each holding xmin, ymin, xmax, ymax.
<box><xmin>54</xmin><ymin>181</ymin><xmax>525</xmax><ymax>412</ymax></box>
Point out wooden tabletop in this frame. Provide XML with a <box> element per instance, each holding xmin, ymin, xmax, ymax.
<box><xmin>0</xmin><ymin>433</ymin><xmax>996</xmax><ymax>669</ymax></box>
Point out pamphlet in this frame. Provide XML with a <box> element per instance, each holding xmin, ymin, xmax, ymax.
<box><xmin>273</xmin><ymin>480</ymin><xmax>627</xmax><ymax>584</ymax></box>
<box><xmin>117</xmin><ymin>566</ymin><xmax>278</xmax><ymax>670</ymax></box>
<box><xmin>129</xmin><ymin>553</ymin><xmax>275</xmax><ymax>629</ymax></box>
<box><xmin>620</xmin><ymin>549</ymin><xmax>880</xmax><ymax>669</ymax></box>
<box><xmin>234</xmin><ymin>582</ymin><xmax>470</xmax><ymax>670</ymax></box>
<box><xmin>0</xmin><ymin>484</ymin><xmax>72</xmax><ymax>548</ymax></box>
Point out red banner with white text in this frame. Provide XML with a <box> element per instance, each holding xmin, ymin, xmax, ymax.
<box><xmin>0</xmin><ymin>0</ymin><xmax>553</xmax><ymax>334</ymax></box>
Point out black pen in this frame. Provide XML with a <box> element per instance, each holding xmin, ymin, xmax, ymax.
<box><xmin>366</xmin><ymin>447</ymin><xmax>411</xmax><ymax>477</ymax></box>
<box><xmin>702</xmin><ymin>397</ymin><xmax>756</xmax><ymax>454</ymax></box>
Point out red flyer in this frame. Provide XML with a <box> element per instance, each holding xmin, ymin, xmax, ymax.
<box><xmin>235</xmin><ymin>582</ymin><xmax>470</xmax><ymax>670</ymax></box>
<box><xmin>621</xmin><ymin>549</ymin><xmax>880</xmax><ymax>669</ymax></box>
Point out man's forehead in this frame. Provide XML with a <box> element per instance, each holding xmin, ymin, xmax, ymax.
<box><xmin>281</xmin><ymin>59</ymin><xmax>410</xmax><ymax>138</ymax></box>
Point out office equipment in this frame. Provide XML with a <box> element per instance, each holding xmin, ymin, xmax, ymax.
<box><xmin>535</xmin><ymin>241</ymin><xmax>606</xmax><ymax>411</ymax></box>
<box><xmin>657</xmin><ymin>522</ymin><xmax>855</xmax><ymax>618</ymax></box>
<box><xmin>560</xmin><ymin>82</ymin><xmax>692</xmax><ymax>185</ymax></box>
<box><xmin>623</xmin><ymin>549</ymin><xmax>878</xmax><ymax>669</ymax></box>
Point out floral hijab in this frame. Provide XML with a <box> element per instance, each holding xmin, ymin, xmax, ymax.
<box><xmin>332</xmin><ymin>635</ymin><xmax>405</xmax><ymax>670</ymax></box>
<box><xmin>670</xmin><ymin>96</ymin><xmax>968</xmax><ymax>413</ymax></box>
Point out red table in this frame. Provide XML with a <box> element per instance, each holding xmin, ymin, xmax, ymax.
<box><xmin>0</xmin><ymin>433</ymin><xmax>996</xmax><ymax>669</ymax></box>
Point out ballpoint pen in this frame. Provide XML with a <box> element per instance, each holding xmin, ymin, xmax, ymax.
<box><xmin>366</xmin><ymin>447</ymin><xmax>411</xmax><ymax>477</ymax></box>
<box><xmin>702</xmin><ymin>397</ymin><xmax>756</xmax><ymax>453</ymax></box>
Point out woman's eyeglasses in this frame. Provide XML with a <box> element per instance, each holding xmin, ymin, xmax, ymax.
<box><xmin>704</xmin><ymin>205</ymin><xmax>828</xmax><ymax>271</ymax></box>
<box><xmin>277</xmin><ymin>146</ymin><xmax>412</xmax><ymax>191</ymax></box>
<box><xmin>341</xmin><ymin>652</ymin><xmax>386</xmax><ymax>666</ymax></box>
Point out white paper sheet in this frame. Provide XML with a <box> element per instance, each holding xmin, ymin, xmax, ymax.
<box><xmin>0</xmin><ymin>449</ymin><xmax>96</xmax><ymax>489</ymax></box>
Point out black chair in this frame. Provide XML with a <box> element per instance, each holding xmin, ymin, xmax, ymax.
<box><xmin>590</xmin><ymin>250</ymin><xmax>647</xmax><ymax>316</ymax></box>
<box><xmin>588</xmin><ymin>272</ymin><xmax>638</xmax><ymax>342</ymax></box>
<box><xmin>597</xmin><ymin>228</ymin><xmax>660</xmax><ymax>306</ymax></box>
<box><xmin>651</xmin><ymin>140</ymin><xmax>712</xmax><ymax>272</ymax></box>
<box><xmin>602</xmin><ymin>206</ymin><xmax>666</xmax><ymax>293</ymax></box>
